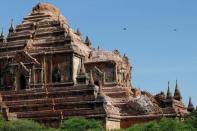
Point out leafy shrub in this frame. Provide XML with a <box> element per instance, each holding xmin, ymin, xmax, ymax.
<box><xmin>0</xmin><ymin>113</ymin><xmax>196</xmax><ymax>131</ymax></box>
<box><xmin>158</xmin><ymin>118</ymin><xmax>192</xmax><ymax>131</ymax></box>
<box><xmin>126</xmin><ymin>121</ymin><xmax>160</xmax><ymax>131</ymax></box>
<box><xmin>185</xmin><ymin>110</ymin><xmax>197</xmax><ymax>129</ymax></box>
<box><xmin>60</xmin><ymin>117</ymin><xmax>103</xmax><ymax>131</ymax></box>
<box><xmin>115</xmin><ymin>117</ymin><xmax>195</xmax><ymax>131</ymax></box>
<box><xmin>0</xmin><ymin>115</ymin><xmax>5</xmax><ymax>129</ymax></box>
<box><xmin>0</xmin><ymin>119</ymin><xmax>46</xmax><ymax>131</ymax></box>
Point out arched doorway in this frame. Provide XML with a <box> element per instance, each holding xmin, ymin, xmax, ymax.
<box><xmin>20</xmin><ymin>74</ymin><xmax>26</xmax><ymax>90</ymax></box>
<box><xmin>16</xmin><ymin>72</ymin><xmax>27</xmax><ymax>90</ymax></box>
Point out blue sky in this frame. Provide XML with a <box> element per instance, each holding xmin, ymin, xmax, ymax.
<box><xmin>0</xmin><ymin>0</ymin><xmax>196</xmax><ymax>106</ymax></box>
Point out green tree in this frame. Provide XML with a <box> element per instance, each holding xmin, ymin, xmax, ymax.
<box><xmin>1</xmin><ymin>119</ymin><xmax>46</xmax><ymax>131</ymax></box>
<box><xmin>158</xmin><ymin>118</ymin><xmax>191</xmax><ymax>131</ymax></box>
<box><xmin>60</xmin><ymin>117</ymin><xmax>103</xmax><ymax>131</ymax></box>
<box><xmin>185</xmin><ymin>110</ymin><xmax>197</xmax><ymax>129</ymax></box>
<box><xmin>119</xmin><ymin>117</ymin><xmax>194</xmax><ymax>131</ymax></box>
<box><xmin>126</xmin><ymin>121</ymin><xmax>159</xmax><ymax>131</ymax></box>
<box><xmin>0</xmin><ymin>115</ymin><xmax>5</xmax><ymax>129</ymax></box>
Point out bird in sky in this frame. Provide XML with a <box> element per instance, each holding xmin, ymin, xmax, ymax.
<box><xmin>123</xmin><ymin>27</ymin><xmax>127</xmax><ymax>30</ymax></box>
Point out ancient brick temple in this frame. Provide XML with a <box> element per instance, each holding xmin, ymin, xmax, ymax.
<box><xmin>0</xmin><ymin>3</ymin><xmax>193</xmax><ymax>129</ymax></box>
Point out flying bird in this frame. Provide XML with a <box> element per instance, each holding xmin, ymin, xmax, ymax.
<box><xmin>173</xmin><ymin>29</ymin><xmax>177</xmax><ymax>32</ymax></box>
<box><xmin>123</xmin><ymin>27</ymin><xmax>127</xmax><ymax>30</ymax></box>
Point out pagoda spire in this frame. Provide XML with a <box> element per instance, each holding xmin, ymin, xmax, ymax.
<box><xmin>173</xmin><ymin>80</ymin><xmax>182</xmax><ymax>101</ymax></box>
<box><xmin>123</xmin><ymin>53</ymin><xmax>129</xmax><ymax>64</ymax></box>
<box><xmin>1</xmin><ymin>28</ymin><xmax>3</xmax><ymax>35</ymax></box>
<box><xmin>9</xmin><ymin>19</ymin><xmax>14</xmax><ymax>33</ymax></box>
<box><xmin>76</xmin><ymin>60</ymin><xmax>89</xmax><ymax>85</ymax></box>
<box><xmin>0</xmin><ymin>28</ymin><xmax>4</xmax><ymax>38</ymax></box>
<box><xmin>0</xmin><ymin>28</ymin><xmax>4</xmax><ymax>43</ymax></box>
<box><xmin>85</xmin><ymin>36</ymin><xmax>91</xmax><ymax>47</ymax></box>
<box><xmin>166</xmin><ymin>81</ymin><xmax>172</xmax><ymax>99</ymax></box>
<box><xmin>58</xmin><ymin>11</ymin><xmax>60</xmax><ymax>22</ymax></box>
<box><xmin>187</xmin><ymin>97</ymin><xmax>194</xmax><ymax>112</ymax></box>
<box><xmin>65</xmin><ymin>27</ymin><xmax>72</xmax><ymax>43</ymax></box>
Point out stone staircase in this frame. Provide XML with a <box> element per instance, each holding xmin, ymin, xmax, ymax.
<box><xmin>0</xmin><ymin>85</ymin><xmax>106</xmax><ymax>127</ymax></box>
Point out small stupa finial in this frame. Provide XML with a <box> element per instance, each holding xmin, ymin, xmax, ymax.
<box><xmin>166</xmin><ymin>81</ymin><xmax>172</xmax><ymax>99</ymax></box>
<box><xmin>58</xmin><ymin>11</ymin><xmax>60</xmax><ymax>22</ymax></box>
<box><xmin>9</xmin><ymin>18</ymin><xmax>14</xmax><ymax>33</ymax></box>
<box><xmin>173</xmin><ymin>80</ymin><xmax>182</xmax><ymax>101</ymax></box>
<box><xmin>76</xmin><ymin>28</ymin><xmax>81</xmax><ymax>36</ymax></box>
<box><xmin>0</xmin><ymin>28</ymin><xmax>5</xmax><ymax>42</ymax></box>
<box><xmin>85</xmin><ymin>36</ymin><xmax>91</xmax><ymax>47</ymax></box>
<box><xmin>79</xmin><ymin>60</ymin><xmax>86</xmax><ymax>74</ymax></box>
<box><xmin>65</xmin><ymin>26</ymin><xmax>72</xmax><ymax>43</ymax></box>
<box><xmin>0</xmin><ymin>28</ymin><xmax>3</xmax><ymax>37</ymax></box>
<box><xmin>11</xmin><ymin>18</ymin><xmax>13</xmax><ymax>25</ymax></box>
<box><xmin>187</xmin><ymin>97</ymin><xmax>194</xmax><ymax>112</ymax></box>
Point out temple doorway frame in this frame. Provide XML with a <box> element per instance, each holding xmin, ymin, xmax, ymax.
<box><xmin>16</xmin><ymin>71</ymin><xmax>27</xmax><ymax>90</ymax></box>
